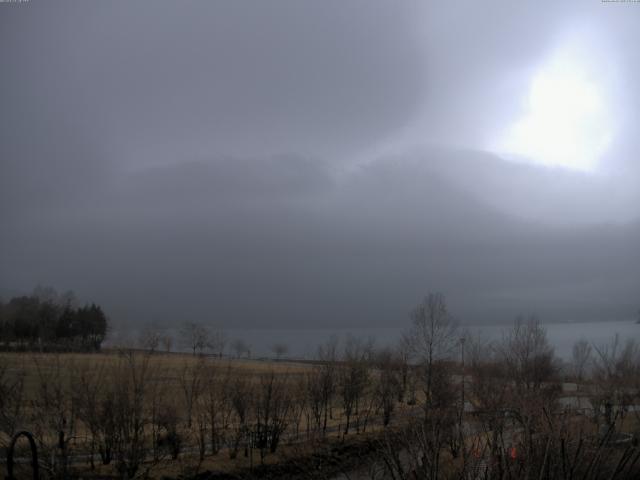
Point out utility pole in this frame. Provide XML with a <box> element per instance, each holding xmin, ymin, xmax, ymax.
<box><xmin>459</xmin><ymin>336</ymin><xmax>466</xmax><ymax>466</ymax></box>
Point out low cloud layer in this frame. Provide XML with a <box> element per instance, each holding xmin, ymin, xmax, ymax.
<box><xmin>1</xmin><ymin>1</ymin><xmax>639</xmax><ymax>328</ymax></box>
<box><xmin>2</xmin><ymin>151</ymin><xmax>638</xmax><ymax>328</ymax></box>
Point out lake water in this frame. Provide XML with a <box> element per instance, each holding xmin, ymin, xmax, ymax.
<box><xmin>111</xmin><ymin>320</ymin><xmax>639</xmax><ymax>360</ymax></box>
<box><xmin>220</xmin><ymin>320</ymin><xmax>639</xmax><ymax>360</ymax></box>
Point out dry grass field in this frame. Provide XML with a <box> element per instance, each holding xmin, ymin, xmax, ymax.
<box><xmin>1</xmin><ymin>325</ymin><xmax>639</xmax><ymax>480</ymax></box>
<box><xmin>0</xmin><ymin>349</ymin><xmax>402</xmax><ymax>479</ymax></box>
<box><xmin>0</xmin><ymin>349</ymin><xmax>311</xmax><ymax>396</ymax></box>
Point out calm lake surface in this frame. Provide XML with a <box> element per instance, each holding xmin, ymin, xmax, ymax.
<box><xmin>110</xmin><ymin>320</ymin><xmax>639</xmax><ymax>361</ymax></box>
<box><xmin>219</xmin><ymin>320</ymin><xmax>639</xmax><ymax>360</ymax></box>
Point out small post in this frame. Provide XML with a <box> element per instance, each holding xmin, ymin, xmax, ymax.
<box><xmin>459</xmin><ymin>336</ymin><xmax>466</xmax><ymax>465</ymax></box>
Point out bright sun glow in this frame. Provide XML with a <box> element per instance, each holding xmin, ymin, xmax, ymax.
<box><xmin>498</xmin><ymin>40</ymin><xmax>613</xmax><ymax>172</ymax></box>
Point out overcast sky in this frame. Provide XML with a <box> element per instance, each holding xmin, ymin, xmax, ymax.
<box><xmin>1</xmin><ymin>1</ymin><xmax>639</xmax><ymax>329</ymax></box>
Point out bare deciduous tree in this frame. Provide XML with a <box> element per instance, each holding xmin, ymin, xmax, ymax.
<box><xmin>339</xmin><ymin>336</ymin><xmax>372</xmax><ymax>435</ymax></box>
<box><xmin>0</xmin><ymin>358</ymin><xmax>25</xmax><ymax>448</ymax></box>
<box><xmin>592</xmin><ymin>335</ymin><xmax>640</xmax><ymax>430</ymax></box>
<box><xmin>317</xmin><ymin>336</ymin><xmax>339</xmax><ymax>436</ymax></box>
<box><xmin>199</xmin><ymin>363</ymin><xmax>233</xmax><ymax>456</ymax></box>
<box><xmin>407</xmin><ymin>292</ymin><xmax>457</xmax><ymax>406</ymax></box>
<box><xmin>209</xmin><ymin>329</ymin><xmax>226</xmax><ymax>357</ymax></box>
<box><xmin>31</xmin><ymin>354</ymin><xmax>76</xmax><ymax>478</ymax></box>
<box><xmin>497</xmin><ymin>315</ymin><xmax>557</xmax><ymax>392</ymax></box>
<box><xmin>497</xmin><ymin>316</ymin><xmax>560</xmax><ymax>477</ymax></box>
<box><xmin>271</xmin><ymin>342</ymin><xmax>289</xmax><ymax>360</ymax></box>
<box><xmin>394</xmin><ymin>336</ymin><xmax>412</xmax><ymax>403</ymax></box>
<box><xmin>288</xmin><ymin>373</ymin><xmax>307</xmax><ymax>440</ymax></box>
<box><xmin>111</xmin><ymin>350</ymin><xmax>157</xmax><ymax>479</ymax></box>
<box><xmin>179</xmin><ymin>358</ymin><xmax>205</xmax><ymax>429</ymax></box>
<box><xmin>228</xmin><ymin>373</ymin><xmax>251</xmax><ymax>459</ymax></box>
<box><xmin>180</xmin><ymin>322</ymin><xmax>210</xmax><ymax>356</ymax></box>
<box><xmin>156</xmin><ymin>403</ymin><xmax>182</xmax><ymax>460</ymax></box>
<box><xmin>253</xmin><ymin>370</ymin><xmax>292</xmax><ymax>461</ymax></box>
<box><xmin>75</xmin><ymin>361</ymin><xmax>108</xmax><ymax>469</ymax></box>
<box><xmin>138</xmin><ymin>324</ymin><xmax>161</xmax><ymax>353</ymax></box>
<box><xmin>305</xmin><ymin>368</ymin><xmax>324</xmax><ymax>436</ymax></box>
<box><xmin>231</xmin><ymin>338</ymin><xmax>250</xmax><ymax>359</ymax></box>
<box><xmin>571</xmin><ymin>338</ymin><xmax>592</xmax><ymax>381</ymax></box>
<box><xmin>374</xmin><ymin>348</ymin><xmax>398</xmax><ymax>427</ymax></box>
<box><xmin>161</xmin><ymin>334</ymin><xmax>173</xmax><ymax>353</ymax></box>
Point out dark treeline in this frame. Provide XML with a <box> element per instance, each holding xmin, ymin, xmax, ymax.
<box><xmin>0</xmin><ymin>286</ymin><xmax>108</xmax><ymax>352</ymax></box>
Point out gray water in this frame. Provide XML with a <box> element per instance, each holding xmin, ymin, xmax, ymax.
<box><xmin>110</xmin><ymin>320</ymin><xmax>639</xmax><ymax>360</ymax></box>
<box><xmin>224</xmin><ymin>320</ymin><xmax>639</xmax><ymax>360</ymax></box>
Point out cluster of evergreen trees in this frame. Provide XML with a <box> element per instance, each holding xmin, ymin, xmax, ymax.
<box><xmin>0</xmin><ymin>287</ymin><xmax>108</xmax><ymax>351</ymax></box>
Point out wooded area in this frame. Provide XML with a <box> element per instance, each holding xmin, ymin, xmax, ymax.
<box><xmin>0</xmin><ymin>288</ymin><xmax>108</xmax><ymax>352</ymax></box>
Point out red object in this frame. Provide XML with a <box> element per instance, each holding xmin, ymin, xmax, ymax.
<box><xmin>509</xmin><ymin>447</ymin><xmax>517</xmax><ymax>459</ymax></box>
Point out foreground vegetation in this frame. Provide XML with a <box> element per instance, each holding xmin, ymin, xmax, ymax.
<box><xmin>0</xmin><ymin>293</ymin><xmax>639</xmax><ymax>479</ymax></box>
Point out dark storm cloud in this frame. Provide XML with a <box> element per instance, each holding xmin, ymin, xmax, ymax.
<box><xmin>2</xmin><ymin>152</ymin><xmax>638</xmax><ymax>328</ymax></box>
<box><xmin>0</xmin><ymin>0</ymin><xmax>425</xmax><ymax>166</ymax></box>
<box><xmin>1</xmin><ymin>1</ymin><xmax>639</xmax><ymax>328</ymax></box>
